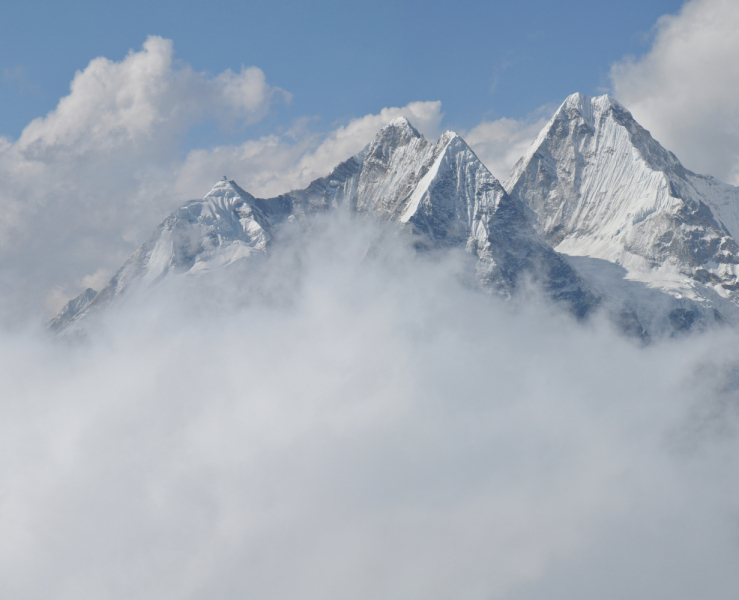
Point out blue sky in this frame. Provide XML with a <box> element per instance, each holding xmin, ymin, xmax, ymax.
<box><xmin>1</xmin><ymin>0</ymin><xmax>683</xmax><ymax>141</ymax></box>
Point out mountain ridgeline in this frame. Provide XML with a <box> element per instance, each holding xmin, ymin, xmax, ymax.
<box><xmin>53</xmin><ymin>96</ymin><xmax>739</xmax><ymax>340</ymax></box>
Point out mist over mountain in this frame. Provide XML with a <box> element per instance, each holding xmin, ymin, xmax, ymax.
<box><xmin>7</xmin><ymin>89</ymin><xmax>739</xmax><ymax>600</ymax></box>
<box><xmin>4</xmin><ymin>0</ymin><xmax>739</xmax><ymax>595</ymax></box>
<box><xmin>53</xmin><ymin>94</ymin><xmax>739</xmax><ymax>342</ymax></box>
<box><xmin>53</xmin><ymin>116</ymin><xmax>599</xmax><ymax>335</ymax></box>
<box><xmin>7</xmin><ymin>207</ymin><xmax>739</xmax><ymax>600</ymax></box>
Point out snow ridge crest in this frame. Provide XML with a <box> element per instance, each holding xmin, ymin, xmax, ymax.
<box><xmin>53</xmin><ymin>118</ymin><xmax>599</xmax><ymax>333</ymax></box>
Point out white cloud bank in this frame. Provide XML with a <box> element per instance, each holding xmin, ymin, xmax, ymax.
<box><xmin>2</xmin><ymin>215</ymin><xmax>739</xmax><ymax>600</ymax></box>
<box><xmin>611</xmin><ymin>0</ymin><xmax>739</xmax><ymax>184</ymax></box>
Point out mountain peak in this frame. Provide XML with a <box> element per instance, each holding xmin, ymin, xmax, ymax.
<box><xmin>559</xmin><ymin>93</ymin><xmax>624</xmax><ymax>127</ymax></box>
<box><xmin>561</xmin><ymin>92</ymin><xmax>621</xmax><ymax>109</ymax></box>
<box><xmin>52</xmin><ymin>116</ymin><xmax>600</xmax><ymax>335</ymax></box>
<box><xmin>362</xmin><ymin>117</ymin><xmax>429</xmax><ymax>172</ymax></box>
<box><xmin>377</xmin><ymin>116</ymin><xmax>423</xmax><ymax>142</ymax></box>
<box><xmin>386</xmin><ymin>115</ymin><xmax>414</xmax><ymax>129</ymax></box>
<box><xmin>206</xmin><ymin>178</ymin><xmax>244</xmax><ymax>195</ymax></box>
<box><xmin>202</xmin><ymin>179</ymin><xmax>256</xmax><ymax>212</ymax></box>
<box><xmin>506</xmin><ymin>91</ymin><xmax>739</xmax><ymax>333</ymax></box>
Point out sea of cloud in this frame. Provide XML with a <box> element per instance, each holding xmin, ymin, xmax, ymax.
<box><xmin>2</xmin><ymin>213</ymin><xmax>739</xmax><ymax>600</ymax></box>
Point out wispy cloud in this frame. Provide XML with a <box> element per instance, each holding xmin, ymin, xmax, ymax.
<box><xmin>1</xmin><ymin>65</ymin><xmax>41</xmax><ymax>96</ymax></box>
<box><xmin>610</xmin><ymin>0</ymin><xmax>739</xmax><ymax>184</ymax></box>
<box><xmin>463</xmin><ymin>106</ymin><xmax>554</xmax><ymax>181</ymax></box>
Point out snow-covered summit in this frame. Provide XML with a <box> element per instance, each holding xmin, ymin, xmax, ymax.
<box><xmin>386</xmin><ymin>116</ymin><xmax>415</xmax><ymax>129</ymax></box>
<box><xmin>53</xmin><ymin>120</ymin><xmax>599</xmax><ymax>333</ymax></box>
<box><xmin>506</xmin><ymin>92</ymin><xmax>739</xmax><ymax>333</ymax></box>
<box><xmin>53</xmin><ymin>178</ymin><xmax>277</xmax><ymax>331</ymax></box>
<box><xmin>561</xmin><ymin>93</ymin><xmax>623</xmax><ymax>126</ymax></box>
<box><xmin>374</xmin><ymin>117</ymin><xmax>423</xmax><ymax>147</ymax></box>
<box><xmin>204</xmin><ymin>177</ymin><xmax>249</xmax><ymax>202</ymax></box>
<box><xmin>348</xmin><ymin>121</ymin><xmax>596</xmax><ymax>314</ymax></box>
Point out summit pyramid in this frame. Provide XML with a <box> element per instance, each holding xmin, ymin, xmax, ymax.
<box><xmin>505</xmin><ymin>93</ymin><xmax>739</xmax><ymax>334</ymax></box>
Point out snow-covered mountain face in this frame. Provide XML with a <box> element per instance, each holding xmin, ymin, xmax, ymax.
<box><xmin>505</xmin><ymin>93</ymin><xmax>739</xmax><ymax>334</ymax></box>
<box><xmin>54</xmin><ymin>118</ymin><xmax>598</xmax><ymax>333</ymax></box>
<box><xmin>48</xmin><ymin>288</ymin><xmax>97</xmax><ymax>333</ymax></box>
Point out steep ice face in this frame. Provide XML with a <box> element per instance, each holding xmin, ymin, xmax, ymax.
<box><xmin>352</xmin><ymin>123</ymin><xmax>597</xmax><ymax>313</ymax></box>
<box><xmin>54</xmin><ymin>119</ymin><xmax>599</xmax><ymax>333</ymax></box>
<box><xmin>505</xmin><ymin>92</ymin><xmax>739</xmax><ymax>332</ymax></box>
<box><xmin>400</xmin><ymin>132</ymin><xmax>511</xmax><ymax>246</ymax></box>
<box><xmin>354</xmin><ymin>118</ymin><xmax>437</xmax><ymax>218</ymax></box>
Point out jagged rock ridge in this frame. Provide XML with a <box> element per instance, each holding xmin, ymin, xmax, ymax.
<box><xmin>54</xmin><ymin>118</ymin><xmax>599</xmax><ymax>332</ymax></box>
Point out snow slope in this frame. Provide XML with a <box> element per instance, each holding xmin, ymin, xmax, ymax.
<box><xmin>505</xmin><ymin>93</ymin><xmax>739</xmax><ymax>334</ymax></box>
<box><xmin>54</xmin><ymin>118</ymin><xmax>598</xmax><ymax>332</ymax></box>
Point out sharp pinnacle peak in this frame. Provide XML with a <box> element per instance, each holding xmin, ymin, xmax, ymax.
<box><xmin>210</xmin><ymin>177</ymin><xmax>239</xmax><ymax>189</ymax></box>
<box><xmin>205</xmin><ymin>178</ymin><xmax>254</xmax><ymax>201</ymax></box>
<box><xmin>367</xmin><ymin>117</ymin><xmax>424</xmax><ymax>154</ymax></box>
<box><xmin>561</xmin><ymin>92</ymin><xmax>623</xmax><ymax>114</ymax></box>
<box><xmin>381</xmin><ymin>116</ymin><xmax>422</xmax><ymax>138</ymax></box>
<box><xmin>387</xmin><ymin>116</ymin><xmax>411</xmax><ymax>127</ymax></box>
